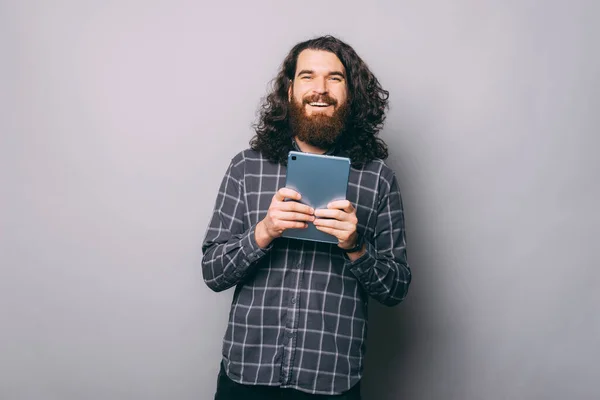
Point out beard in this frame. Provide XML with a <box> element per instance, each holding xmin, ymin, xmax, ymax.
<box><xmin>288</xmin><ymin>93</ymin><xmax>349</xmax><ymax>150</ymax></box>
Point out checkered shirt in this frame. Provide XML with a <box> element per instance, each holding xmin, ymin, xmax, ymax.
<box><xmin>201</xmin><ymin>147</ymin><xmax>411</xmax><ymax>395</ymax></box>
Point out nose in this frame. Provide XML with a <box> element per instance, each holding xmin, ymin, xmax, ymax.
<box><xmin>312</xmin><ymin>77</ymin><xmax>327</xmax><ymax>94</ymax></box>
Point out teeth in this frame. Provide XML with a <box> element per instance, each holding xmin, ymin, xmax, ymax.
<box><xmin>309</xmin><ymin>102</ymin><xmax>329</xmax><ymax>107</ymax></box>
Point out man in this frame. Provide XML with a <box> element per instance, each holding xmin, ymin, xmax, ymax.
<box><xmin>202</xmin><ymin>35</ymin><xmax>411</xmax><ymax>399</ymax></box>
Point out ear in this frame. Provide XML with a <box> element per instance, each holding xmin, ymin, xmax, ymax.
<box><xmin>288</xmin><ymin>80</ymin><xmax>293</xmax><ymax>102</ymax></box>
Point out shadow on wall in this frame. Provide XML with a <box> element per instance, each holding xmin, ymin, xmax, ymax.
<box><xmin>359</xmin><ymin>131</ymin><xmax>422</xmax><ymax>400</ymax></box>
<box><xmin>358</xmin><ymin>132</ymin><xmax>466</xmax><ymax>400</ymax></box>
<box><xmin>361</xmin><ymin>299</ymin><xmax>420</xmax><ymax>400</ymax></box>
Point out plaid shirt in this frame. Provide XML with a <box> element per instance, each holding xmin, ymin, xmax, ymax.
<box><xmin>201</xmin><ymin>147</ymin><xmax>411</xmax><ymax>395</ymax></box>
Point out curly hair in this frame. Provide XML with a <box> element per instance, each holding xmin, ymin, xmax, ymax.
<box><xmin>250</xmin><ymin>35</ymin><xmax>389</xmax><ymax>167</ymax></box>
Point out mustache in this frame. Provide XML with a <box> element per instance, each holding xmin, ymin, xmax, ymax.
<box><xmin>302</xmin><ymin>94</ymin><xmax>338</xmax><ymax>106</ymax></box>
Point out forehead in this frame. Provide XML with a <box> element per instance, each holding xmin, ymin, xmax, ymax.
<box><xmin>295</xmin><ymin>49</ymin><xmax>345</xmax><ymax>75</ymax></box>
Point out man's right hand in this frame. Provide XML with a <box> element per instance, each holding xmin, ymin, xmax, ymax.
<box><xmin>255</xmin><ymin>188</ymin><xmax>315</xmax><ymax>248</ymax></box>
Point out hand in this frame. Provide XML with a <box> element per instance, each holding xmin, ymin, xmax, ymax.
<box><xmin>313</xmin><ymin>200</ymin><xmax>360</xmax><ymax>251</ymax></box>
<box><xmin>255</xmin><ymin>188</ymin><xmax>315</xmax><ymax>248</ymax></box>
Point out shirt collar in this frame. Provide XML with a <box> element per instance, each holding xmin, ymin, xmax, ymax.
<box><xmin>291</xmin><ymin>138</ymin><xmax>338</xmax><ymax>156</ymax></box>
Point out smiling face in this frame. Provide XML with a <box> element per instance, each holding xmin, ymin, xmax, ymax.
<box><xmin>289</xmin><ymin>49</ymin><xmax>348</xmax><ymax>117</ymax></box>
<box><xmin>288</xmin><ymin>49</ymin><xmax>350</xmax><ymax>150</ymax></box>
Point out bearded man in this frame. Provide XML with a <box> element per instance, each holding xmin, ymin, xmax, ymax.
<box><xmin>201</xmin><ymin>35</ymin><xmax>411</xmax><ymax>400</ymax></box>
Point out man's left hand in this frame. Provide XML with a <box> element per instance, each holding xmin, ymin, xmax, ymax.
<box><xmin>313</xmin><ymin>200</ymin><xmax>361</xmax><ymax>251</ymax></box>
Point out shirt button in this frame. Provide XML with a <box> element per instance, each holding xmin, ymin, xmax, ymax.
<box><xmin>291</xmin><ymin>297</ymin><xmax>296</xmax><ymax>304</ymax></box>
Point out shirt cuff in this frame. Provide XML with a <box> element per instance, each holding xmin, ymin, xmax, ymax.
<box><xmin>345</xmin><ymin>240</ymin><xmax>377</xmax><ymax>277</ymax></box>
<box><xmin>240</xmin><ymin>223</ymin><xmax>273</xmax><ymax>265</ymax></box>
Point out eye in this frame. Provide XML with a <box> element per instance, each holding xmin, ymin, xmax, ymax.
<box><xmin>329</xmin><ymin>76</ymin><xmax>342</xmax><ymax>82</ymax></box>
<box><xmin>300</xmin><ymin>75</ymin><xmax>312</xmax><ymax>80</ymax></box>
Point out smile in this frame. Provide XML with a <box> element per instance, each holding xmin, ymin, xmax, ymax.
<box><xmin>308</xmin><ymin>102</ymin><xmax>331</xmax><ymax>107</ymax></box>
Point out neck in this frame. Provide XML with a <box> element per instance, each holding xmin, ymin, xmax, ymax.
<box><xmin>294</xmin><ymin>137</ymin><xmax>328</xmax><ymax>154</ymax></box>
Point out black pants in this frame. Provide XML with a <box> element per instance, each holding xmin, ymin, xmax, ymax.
<box><xmin>214</xmin><ymin>363</ymin><xmax>362</xmax><ymax>400</ymax></box>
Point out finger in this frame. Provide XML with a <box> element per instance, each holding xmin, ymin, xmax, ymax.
<box><xmin>276</xmin><ymin>211</ymin><xmax>316</xmax><ymax>222</ymax></box>
<box><xmin>279</xmin><ymin>201</ymin><xmax>314</xmax><ymax>215</ymax></box>
<box><xmin>327</xmin><ymin>200</ymin><xmax>354</xmax><ymax>213</ymax></box>
<box><xmin>275</xmin><ymin>187</ymin><xmax>301</xmax><ymax>202</ymax></box>
<box><xmin>314</xmin><ymin>225</ymin><xmax>342</xmax><ymax>239</ymax></box>
<box><xmin>313</xmin><ymin>209</ymin><xmax>347</xmax><ymax>220</ymax></box>
<box><xmin>313</xmin><ymin>218</ymin><xmax>351</xmax><ymax>231</ymax></box>
<box><xmin>278</xmin><ymin>220</ymin><xmax>309</xmax><ymax>230</ymax></box>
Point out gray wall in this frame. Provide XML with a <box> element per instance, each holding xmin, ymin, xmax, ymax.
<box><xmin>1</xmin><ymin>1</ymin><xmax>598</xmax><ymax>399</ymax></box>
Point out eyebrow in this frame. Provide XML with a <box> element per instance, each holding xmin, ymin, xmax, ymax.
<box><xmin>296</xmin><ymin>69</ymin><xmax>346</xmax><ymax>79</ymax></box>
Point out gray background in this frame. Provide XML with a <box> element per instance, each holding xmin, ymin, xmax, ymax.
<box><xmin>1</xmin><ymin>1</ymin><xmax>598</xmax><ymax>399</ymax></box>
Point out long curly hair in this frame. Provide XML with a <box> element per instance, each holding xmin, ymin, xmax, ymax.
<box><xmin>250</xmin><ymin>35</ymin><xmax>389</xmax><ymax>167</ymax></box>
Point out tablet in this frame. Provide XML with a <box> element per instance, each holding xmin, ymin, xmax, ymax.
<box><xmin>282</xmin><ymin>151</ymin><xmax>351</xmax><ymax>244</ymax></box>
